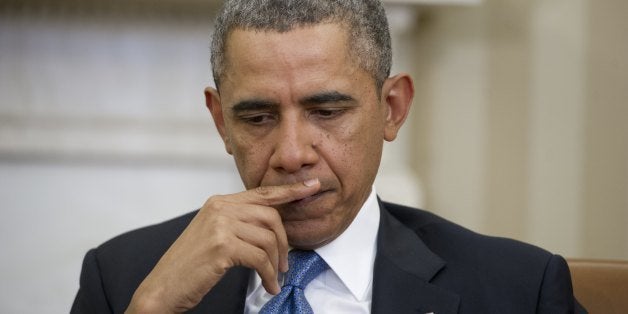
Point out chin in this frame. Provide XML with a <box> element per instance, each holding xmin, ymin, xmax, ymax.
<box><xmin>284</xmin><ymin>221</ymin><xmax>336</xmax><ymax>250</ymax></box>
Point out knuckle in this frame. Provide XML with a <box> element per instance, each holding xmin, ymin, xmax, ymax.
<box><xmin>213</xmin><ymin>214</ymin><xmax>229</xmax><ymax>226</ymax></box>
<box><xmin>212</xmin><ymin>237</ymin><xmax>227</xmax><ymax>253</ymax></box>
<box><xmin>259</xmin><ymin>231</ymin><xmax>276</xmax><ymax>248</ymax></box>
<box><xmin>204</xmin><ymin>195</ymin><xmax>222</xmax><ymax>208</ymax></box>
<box><xmin>255</xmin><ymin>186</ymin><xmax>282</xmax><ymax>204</ymax></box>
<box><xmin>214</xmin><ymin>256</ymin><xmax>233</xmax><ymax>273</ymax></box>
<box><xmin>203</xmin><ymin>197</ymin><xmax>231</xmax><ymax>216</ymax></box>
<box><xmin>263</xmin><ymin>210</ymin><xmax>284</xmax><ymax>233</ymax></box>
<box><xmin>211</xmin><ymin>231</ymin><xmax>233</xmax><ymax>253</ymax></box>
<box><xmin>266</xmin><ymin>209</ymin><xmax>282</xmax><ymax>222</ymax></box>
<box><xmin>253</xmin><ymin>250</ymin><xmax>268</xmax><ymax>265</ymax></box>
<box><xmin>255</xmin><ymin>185</ymin><xmax>271</xmax><ymax>196</ymax></box>
<box><xmin>254</xmin><ymin>186</ymin><xmax>276</xmax><ymax>202</ymax></box>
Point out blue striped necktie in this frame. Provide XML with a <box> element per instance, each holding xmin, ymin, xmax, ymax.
<box><xmin>259</xmin><ymin>250</ymin><xmax>329</xmax><ymax>314</ymax></box>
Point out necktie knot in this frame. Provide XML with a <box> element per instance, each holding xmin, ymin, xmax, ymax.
<box><xmin>259</xmin><ymin>250</ymin><xmax>329</xmax><ymax>314</ymax></box>
<box><xmin>284</xmin><ymin>250</ymin><xmax>328</xmax><ymax>289</ymax></box>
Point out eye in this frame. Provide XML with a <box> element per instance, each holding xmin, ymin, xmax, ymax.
<box><xmin>310</xmin><ymin>108</ymin><xmax>346</xmax><ymax>119</ymax></box>
<box><xmin>239</xmin><ymin>113</ymin><xmax>275</xmax><ymax>125</ymax></box>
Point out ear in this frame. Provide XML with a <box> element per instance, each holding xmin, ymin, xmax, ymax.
<box><xmin>381</xmin><ymin>73</ymin><xmax>414</xmax><ymax>142</ymax></box>
<box><xmin>204</xmin><ymin>87</ymin><xmax>233</xmax><ymax>155</ymax></box>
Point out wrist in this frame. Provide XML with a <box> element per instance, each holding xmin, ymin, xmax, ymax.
<box><xmin>126</xmin><ymin>284</ymin><xmax>175</xmax><ymax>314</ymax></box>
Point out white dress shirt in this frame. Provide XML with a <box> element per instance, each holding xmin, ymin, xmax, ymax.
<box><xmin>245</xmin><ymin>188</ymin><xmax>380</xmax><ymax>313</ymax></box>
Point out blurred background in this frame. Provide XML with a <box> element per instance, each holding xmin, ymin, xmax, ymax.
<box><xmin>0</xmin><ymin>0</ymin><xmax>626</xmax><ymax>312</ymax></box>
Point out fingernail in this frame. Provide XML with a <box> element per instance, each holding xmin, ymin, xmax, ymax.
<box><xmin>304</xmin><ymin>178</ymin><xmax>319</xmax><ymax>187</ymax></box>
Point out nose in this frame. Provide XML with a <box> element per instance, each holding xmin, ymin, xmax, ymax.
<box><xmin>268</xmin><ymin>116</ymin><xmax>319</xmax><ymax>174</ymax></box>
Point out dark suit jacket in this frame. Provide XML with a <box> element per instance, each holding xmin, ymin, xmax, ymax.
<box><xmin>72</xmin><ymin>201</ymin><xmax>586</xmax><ymax>313</ymax></box>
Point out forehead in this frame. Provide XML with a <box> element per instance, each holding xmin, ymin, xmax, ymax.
<box><xmin>221</xmin><ymin>23</ymin><xmax>370</xmax><ymax>100</ymax></box>
<box><xmin>225</xmin><ymin>22</ymin><xmax>351</xmax><ymax>58</ymax></box>
<box><xmin>220</xmin><ymin>23</ymin><xmax>361</xmax><ymax>91</ymax></box>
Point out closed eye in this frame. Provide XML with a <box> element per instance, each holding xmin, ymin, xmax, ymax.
<box><xmin>310</xmin><ymin>108</ymin><xmax>346</xmax><ymax>119</ymax></box>
<box><xmin>231</xmin><ymin>99</ymin><xmax>278</xmax><ymax>126</ymax></box>
<box><xmin>238</xmin><ymin>113</ymin><xmax>276</xmax><ymax>125</ymax></box>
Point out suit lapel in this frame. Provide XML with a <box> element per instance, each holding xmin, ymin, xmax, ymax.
<box><xmin>371</xmin><ymin>201</ymin><xmax>460</xmax><ymax>314</ymax></box>
<box><xmin>190</xmin><ymin>266</ymin><xmax>250</xmax><ymax>313</ymax></box>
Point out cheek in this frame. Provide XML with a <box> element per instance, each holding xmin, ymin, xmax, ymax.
<box><xmin>323</xmin><ymin>114</ymin><xmax>384</xmax><ymax>181</ymax></box>
<box><xmin>230</xmin><ymin>134</ymin><xmax>271</xmax><ymax>189</ymax></box>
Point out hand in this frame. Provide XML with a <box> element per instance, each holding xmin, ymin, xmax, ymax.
<box><xmin>125</xmin><ymin>179</ymin><xmax>321</xmax><ymax>314</ymax></box>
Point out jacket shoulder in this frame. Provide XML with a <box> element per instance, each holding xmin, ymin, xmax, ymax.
<box><xmin>97</xmin><ymin>210</ymin><xmax>198</xmax><ymax>262</ymax></box>
<box><xmin>381</xmin><ymin>202</ymin><xmax>577</xmax><ymax>312</ymax></box>
<box><xmin>90</xmin><ymin>210</ymin><xmax>198</xmax><ymax>312</ymax></box>
<box><xmin>382</xmin><ymin>201</ymin><xmax>553</xmax><ymax>262</ymax></box>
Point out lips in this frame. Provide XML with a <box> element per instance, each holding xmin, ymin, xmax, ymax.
<box><xmin>290</xmin><ymin>190</ymin><xmax>327</xmax><ymax>206</ymax></box>
<box><xmin>278</xmin><ymin>190</ymin><xmax>332</xmax><ymax>221</ymax></box>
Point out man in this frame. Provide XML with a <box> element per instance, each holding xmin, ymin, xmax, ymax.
<box><xmin>72</xmin><ymin>0</ymin><xmax>585</xmax><ymax>313</ymax></box>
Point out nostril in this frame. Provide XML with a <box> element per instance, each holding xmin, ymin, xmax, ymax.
<box><xmin>269</xmin><ymin>147</ymin><xmax>318</xmax><ymax>174</ymax></box>
<box><xmin>268</xmin><ymin>123</ymin><xmax>320</xmax><ymax>173</ymax></box>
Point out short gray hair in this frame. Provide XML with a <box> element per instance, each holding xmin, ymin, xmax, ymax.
<box><xmin>210</xmin><ymin>0</ymin><xmax>392</xmax><ymax>91</ymax></box>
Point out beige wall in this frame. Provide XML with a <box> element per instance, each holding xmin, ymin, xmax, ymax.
<box><xmin>583</xmin><ymin>0</ymin><xmax>628</xmax><ymax>259</ymax></box>
<box><xmin>408</xmin><ymin>0</ymin><xmax>628</xmax><ymax>259</ymax></box>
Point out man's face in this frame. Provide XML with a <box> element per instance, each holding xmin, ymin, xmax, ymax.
<box><xmin>208</xmin><ymin>23</ymin><xmax>399</xmax><ymax>249</ymax></box>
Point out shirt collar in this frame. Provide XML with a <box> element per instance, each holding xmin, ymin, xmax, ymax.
<box><xmin>315</xmin><ymin>187</ymin><xmax>380</xmax><ymax>301</ymax></box>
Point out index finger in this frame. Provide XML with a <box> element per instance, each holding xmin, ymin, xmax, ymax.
<box><xmin>238</xmin><ymin>178</ymin><xmax>320</xmax><ymax>273</ymax></box>
<box><xmin>239</xmin><ymin>178</ymin><xmax>321</xmax><ymax>207</ymax></box>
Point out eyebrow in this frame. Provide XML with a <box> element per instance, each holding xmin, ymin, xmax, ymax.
<box><xmin>300</xmin><ymin>91</ymin><xmax>355</xmax><ymax>105</ymax></box>
<box><xmin>230</xmin><ymin>91</ymin><xmax>355</xmax><ymax>113</ymax></box>
<box><xmin>231</xmin><ymin>99</ymin><xmax>279</xmax><ymax>113</ymax></box>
